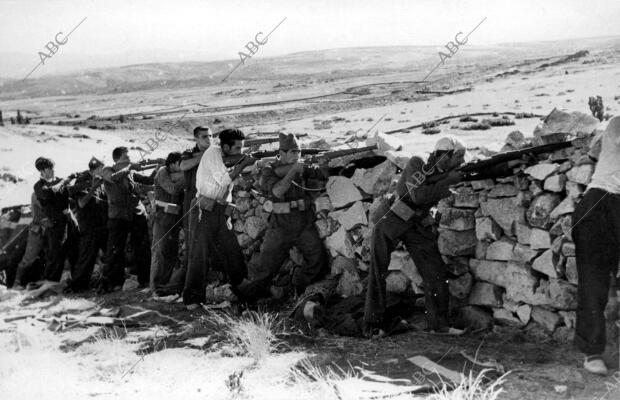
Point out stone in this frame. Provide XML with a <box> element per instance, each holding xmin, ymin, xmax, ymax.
<box><xmin>476</xmin><ymin>217</ymin><xmax>502</xmax><ymax>241</ymax></box>
<box><xmin>384</xmin><ymin>150</ymin><xmax>412</xmax><ymax>169</ymax></box>
<box><xmin>475</xmin><ymin>241</ymin><xmax>489</xmax><ymax>259</ymax></box>
<box><xmin>237</xmin><ymin>233</ymin><xmax>253</xmax><ymax>248</ymax></box>
<box><xmin>235</xmin><ymin>197</ymin><xmax>253</xmax><ymax>213</ymax></box>
<box><xmin>544</xmin><ymin>174</ymin><xmax>566</xmax><ymax>192</ymax></box>
<box><xmin>530</xmin><ymin>228</ymin><xmax>552</xmax><ymax>250</ymax></box>
<box><xmin>532</xmin><ymin>249</ymin><xmax>559</xmax><ymax>278</ymax></box>
<box><xmin>326</xmin><ymin>176</ymin><xmax>362</xmax><ymax>209</ymax></box>
<box><xmin>526</xmin><ymin>193</ymin><xmax>562</xmax><ymax>228</ymax></box>
<box><xmin>386</xmin><ymin>271</ymin><xmax>411</xmax><ymax>293</ymax></box>
<box><xmin>529</xmin><ymin>181</ymin><xmax>544</xmax><ymax>196</ymax></box>
<box><xmin>551</xmin><ymin>236</ymin><xmax>564</xmax><ymax>254</ymax></box>
<box><xmin>469</xmin><ymin>259</ymin><xmax>507</xmax><ymax>287</ymax></box>
<box><xmin>325</xmin><ymin>226</ymin><xmax>354</xmax><ymax>258</ymax></box>
<box><xmin>566</xmin><ymin>164</ymin><xmax>594</xmax><ymax>185</ymax></box>
<box><xmin>504</xmin><ymin>262</ymin><xmax>541</xmax><ymax>304</ymax></box>
<box><xmin>493</xmin><ymin>308</ymin><xmax>524</xmax><ymax>327</ymax></box>
<box><xmin>437</xmin><ymin>229</ymin><xmax>477</xmax><ymax>256</ymax></box>
<box><xmin>315</xmin><ymin>217</ymin><xmax>339</xmax><ymax>239</ymax></box>
<box><xmin>533</xmin><ymin>108</ymin><xmax>599</xmax><ymax>139</ymax></box>
<box><xmin>454</xmin><ymin>192</ymin><xmax>479</xmax><ymax>208</ymax></box>
<box><xmin>485</xmin><ymin>238</ymin><xmax>516</xmax><ymax>261</ymax></box>
<box><xmin>245</xmin><ymin>216</ymin><xmax>267</xmax><ymax>239</ymax></box>
<box><xmin>565</xmin><ymin>257</ymin><xmax>578</xmax><ymax>284</ymax></box>
<box><xmin>470</xmin><ymin>179</ymin><xmax>495</xmax><ymax>190</ymax></box>
<box><xmin>314</xmin><ymin>195</ymin><xmax>332</xmax><ymax>212</ymax></box>
<box><xmin>457</xmin><ymin>306</ymin><xmax>494</xmax><ymax>330</ymax></box>
<box><xmin>330</xmin><ymin>201</ymin><xmax>368</xmax><ymax>230</ymax></box>
<box><xmin>350</xmin><ymin>160</ymin><xmax>397</xmax><ymax>196</ymax></box>
<box><xmin>480</xmin><ymin>197</ymin><xmax>524</xmax><ymax>235</ymax></box>
<box><xmin>388</xmin><ymin>250</ymin><xmax>423</xmax><ymax>292</ymax></box>
<box><xmin>559</xmin><ymin>310</ymin><xmax>577</xmax><ymax>329</ymax></box>
<box><xmin>516</xmin><ymin>304</ymin><xmax>532</xmax><ymax>324</ymax></box>
<box><xmin>505</xmin><ymin>130</ymin><xmax>527</xmax><ymax>148</ymax></box>
<box><xmin>549</xmin><ymin>279</ymin><xmax>578</xmax><ymax>310</ymax></box>
<box><xmin>525</xmin><ymin>163</ymin><xmax>560</xmax><ymax>181</ymax></box>
<box><xmin>515</xmin><ymin>222</ymin><xmax>532</xmax><ymax>245</ymax></box>
<box><xmin>531</xmin><ymin>307</ymin><xmax>561</xmax><ymax>332</ymax></box>
<box><xmin>549</xmin><ymin>215</ymin><xmax>573</xmax><ymax>241</ymax></box>
<box><xmin>565</xmin><ymin>181</ymin><xmax>584</xmax><ymax>198</ymax></box>
<box><xmin>233</xmin><ymin>219</ymin><xmax>245</xmax><ymax>233</ymax></box>
<box><xmin>512</xmin><ymin>243</ymin><xmax>539</xmax><ymax>263</ymax></box>
<box><xmin>516</xmin><ymin>191</ymin><xmax>533</xmax><ymax>207</ymax></box>
<box><xmin>439</xmin><ymin>208</ymin><xmax>475</xmax><ymax>231</ymax></box>
<box><xmin>336</xmin><ymin>263</ymin><xmax>363</xmax><ymax>297</ymax></box>
<box><xmin>469</xmin><ymin>282</ymin><xmax>503</xmax><ymax>308</ymax></box>
<box><xmin>330</xmin><ymin>256</ymin><xmax>358</xmax><ymax>276</ymax></box>
<box><xmin>446</xmin><ymin>257</ymin><xmax>470</xmax><ymax>276</ymax></box>
<box><xmin>550</xmin><ymin>197</ymin><xmax>575</xmax><ymax>220</ymax></box>
<box><xmin>449</xmin><ymin>273</ymin><xmax>473</xmax><ymax>299</ymax></box>
<box><xmin>367</xmin><ymin>131</ymin><xmax>403</xmax><ymax>153</ymax></box>
<box><xmin>488</xmin><ymin>184</ymin><xmax>519</xmax><ymax>198</ymax></box>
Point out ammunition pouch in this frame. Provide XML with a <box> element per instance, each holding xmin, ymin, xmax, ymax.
<box><xmin>155</xmin><ymin>200</ymin><xmax>181</xmax><ymax>215</ymax></box>
<box><xmin>264</xmin><ymin>199</ymin><xmax>310</xmax><ymax>214</ymax></box>
<box><xmin>197</xmin><ymin>196</ymin><xmax>235</xmax><ymax>216</ymax></box>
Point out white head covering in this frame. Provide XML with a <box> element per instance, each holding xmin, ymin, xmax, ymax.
<box><xmin>434</xmin><ymin>135</ymin><xmax>466</xmax><ymax>152</ymax></box>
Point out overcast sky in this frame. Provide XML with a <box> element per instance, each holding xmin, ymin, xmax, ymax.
<box><xmin>1</xmin><ymin>0</ymin><xmax>619</xmax><ymax>65</ymax></box>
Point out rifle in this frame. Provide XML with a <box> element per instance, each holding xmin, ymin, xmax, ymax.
<box><xmin>135</xmin><ymin>158</ymin><xmax>165</xmax><ymax>171</ymax></box>
<box><xmin>1</xmin><ymin>204</ymin><xmax>28</xmax><ymax>214</ymax></box>
<box><xmin>425</xmin><ymin>140</ymin><xmax>575</xmax><ymax>184</ymax></box>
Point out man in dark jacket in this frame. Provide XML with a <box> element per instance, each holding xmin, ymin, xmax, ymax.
<box><xmin>99</xmin><ymin>147</ymin><xmax>154</xmax><ymax>291</ymax></box>
<box><xmin>68</xmin><ymin>157</ymin><xmax>108</xmax><ymax>292</ymax></box>
<box><xmin>150</xmin><ymin>152</ymin><xmax>186</xmax><ymax>292</ymax></box>
<box><xmin>364</xmin><ymin>137</ymin><xmax>466</xmax><ymax>336</ymax></box>
<box><xmin>240</xmin><ymin>133</ymin><xmax>328</xmax><ymax>301</ymax></box>
<box><xmin>33</xmin><ymin>157</ymin><xmax>72</xmax><ymax>282</ymax></box>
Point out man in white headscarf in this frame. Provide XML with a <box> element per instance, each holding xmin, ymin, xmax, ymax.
<box><xmin>364</xmin><ymin>136</ymin><xmax>466</xmax><ymax>337</ymax></box>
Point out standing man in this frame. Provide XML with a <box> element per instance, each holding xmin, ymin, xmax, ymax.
<box><xmin>573</xmin><ymin>116</ymin><xmax>620</xmax><ymax>376</ymax></box>
<box><xmin>100</xmin><ymin>147</ymin><xmax>154</xmax><ymax>292</ymax></box>
<box><xmin>68</xmin><ymin>157</ymin><xmax>108</xmax><ymax>292</ymax></box>
<box><xmin>240</xmin><ymin>133</ymin><xmax>328</xmax><ymax>301</ymax></box>
<box><xmin>13</xmin><ymin>192</ymin><xmax>45</xmax><ymax>288</ymax></box>
<box><xmin>150</xmin><ymin>152</ymin><xmax>186</xmax><ymax>292</ymax></box>
<box><xmin>183</xmin><ymin>128</ymin><xmax>255</xmax><ymax>309</ymax></box>
<box><xmin>164</xmin><ymin>126</ymin><xmax>213</xmax><ymax>294</ymax></box>
<box><xmin>33</xmin><ymin>157</ymin><xmax>72</xmax><ymax>282</ymax></box>
<box><xmin>363</xmin><ymin>137</ymin><xmax>465</xmax><ymax>336</ymax></box>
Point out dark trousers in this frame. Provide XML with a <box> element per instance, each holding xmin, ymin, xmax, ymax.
<box><xmin>364</xmin><ymin>211</ymin><xmax>448</xmax><ymax>330</ymax></box>
<box><xmin>573</xmin><ymin>188</ymin><xmax>620</xmax><ymax>355</ymax></box>
<box><xmin>165</xmin><ymin>210</ymin><xmax>193</xmax><ymax>293</ymax></box>
<box><xmin>15</xmin><ymin>226</ymin><xmax>44</xmax><ymax>285</ymax></box>
<box><xmin>101</xmin><ymin>215</ymin><xmax>151</xmax><ymax>289</ymax></box>
<box><xmin>183</xmin><ymin>200</ymin><xmax>247</xmax><ymax>305</ymax></box>
<box><xmin>42</xmin><ymin>219</ymin><xmax>67</xmax><ymax>281</ymax></box>
<box><xmin>242</xmin><ymin>211</ymin><xmax>326</xmax><ymax>300</ymax></box>
<box><xmin>150</xmin><ymin>210</ymin><xmax>181</xmax><ymax>289</ymax></box>
<box><xmin>71</xmin><ymin>227</ymin><xmax>107</xmax><ymax>291</ymax></box>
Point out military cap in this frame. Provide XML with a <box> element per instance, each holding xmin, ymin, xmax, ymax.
<box><xmin>279</xmin><ymin>133</ymin><xmax>300</xmax><ymax>151</ymax></box>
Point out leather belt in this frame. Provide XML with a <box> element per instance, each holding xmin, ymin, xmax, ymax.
<box><xmin>155</xmin><ymin>200</ymin><xmax>181</xmax><ymax>215</ymax></box>
<box><xmin>196</xmin><ymin>195</ymin><xmax>235</xmax><ymax>216</ymax></box>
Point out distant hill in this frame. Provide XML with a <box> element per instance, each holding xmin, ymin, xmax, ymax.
<box><xmin>1</xmin><ymin>36</ymin><xmax>619</xmax><ymax>100</ymax></box>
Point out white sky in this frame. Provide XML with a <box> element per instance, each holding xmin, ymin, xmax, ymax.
<box><xmin>1</xmin><ymin>0</ymin><xmax>619</xmax><ymax>63</ymax></box>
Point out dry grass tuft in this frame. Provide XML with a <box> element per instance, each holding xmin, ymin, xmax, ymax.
<box><xmin>427</xmin><ymin>369</ymin><xmax>508</xmax><ymax>400</ymax></box>
<box><xmin>207</xmin><ymin>310</ymin><xmax>283</xmax><ymax>362</ymax></box>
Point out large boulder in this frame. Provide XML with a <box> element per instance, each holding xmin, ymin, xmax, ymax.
<box><xmin>533</xmin><ymin>108</ymin><xmax>599</xmax><ymax>142</ymax></box>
